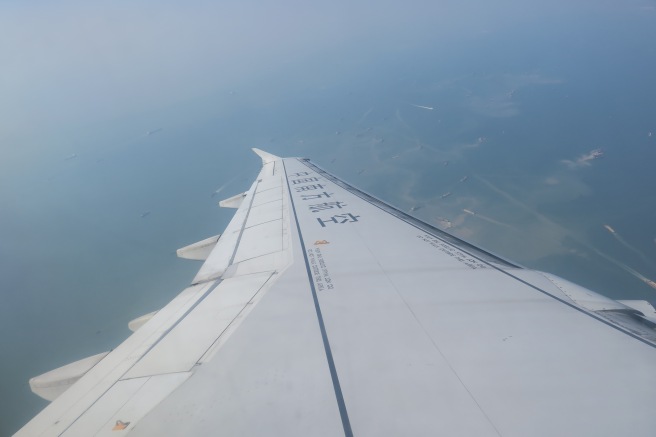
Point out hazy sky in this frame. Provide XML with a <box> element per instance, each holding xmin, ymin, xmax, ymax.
<box><xmin>0</xmin><ymin>1</ymin><xmax>619</xmax><ymax>139</ymax></box>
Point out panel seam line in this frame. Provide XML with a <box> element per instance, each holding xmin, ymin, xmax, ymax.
<box><xmin>283</xmin><ymin>159</ymin><xmax>354</xmax><ymax>437</ymax></box>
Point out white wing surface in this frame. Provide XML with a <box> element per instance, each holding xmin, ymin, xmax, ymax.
<box><xmin>17</xmin><ymin>149</ymin><xmax>656</xmax><ymax>436</ymax></box>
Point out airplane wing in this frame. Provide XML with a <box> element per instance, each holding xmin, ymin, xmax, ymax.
<box><xmin>17</xmin><ymin>149</ymin><xmax>656</xmax><ymax>436</ymax></box>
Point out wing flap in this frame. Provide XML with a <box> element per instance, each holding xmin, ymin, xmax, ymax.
<box><xmin>16</xmin><ymin>282</ymin><xmax>215</xmax><ymax>436</ymax></box>
<box><xmin>194</xmin><ymin>160</ymin><xmax>285</xmax><ymax>284</ymax></box>
<box><xmin>245</xmin><ymin>200</ymin><xmax>283</xmax><ymax>228</ymax></box>
<box><xmin>63</xmin><ymin>372</ymin><xmax>191</xmax><ymax>436</ymax></box>
<box><xmin>192</xmin><ymin>199</ymin><xmax>252</xmax><ymax>283</ymax></box>
<box><xmin>255</xmin><ymin>175</ymin><xmax>282</xmax><ymax>193</ymax></box>
<box><xmin>251</xmin><ymin>186</ymin><xmax>282</xmax><ymax>207</ymax></box>
<box><xmin>619</xmin><ymin>300</ymin><xmax>656</xmax><ymax>323</ymax></box>
<box><xmin>233</xmin><ymin>219</ymin><xmax>283</xmax><ymax>264</ymax></box>
<box><xmin>224</xmin><ymin>252</ymin><xmax>286</xmax><ymax>277</ymax></box>
<box><xmin>125</xmin><ymin>272</ymin><xmax>274</xmax><ymax>378</ymax></box>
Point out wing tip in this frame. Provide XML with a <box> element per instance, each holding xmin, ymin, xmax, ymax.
<box><xmin>252</xmin><ymin>148</ymin><xmax>280</xmax><ymax>164</ymax></box>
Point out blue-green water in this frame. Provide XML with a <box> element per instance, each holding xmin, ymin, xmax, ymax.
<box><xmin>2</xmin><ymin>2</ymin><xmax>656</xmax><ymax>434</ymax></box>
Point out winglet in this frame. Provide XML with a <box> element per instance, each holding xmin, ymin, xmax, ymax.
<box><xmin>252</xmin><ymin>148</ymin><xmax>280</xmax><ymax>164</ymax></box>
